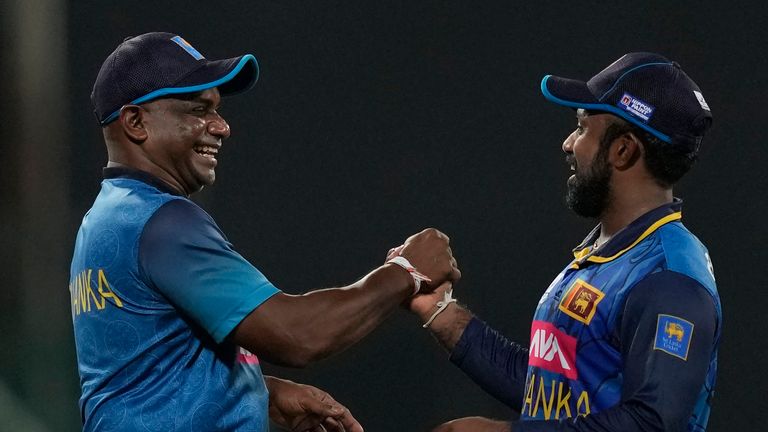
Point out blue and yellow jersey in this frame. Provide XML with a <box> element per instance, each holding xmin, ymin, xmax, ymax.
<box><xmin>69</xmin><ymin>167</ymin><xmax>281</xmax><ymax>431</ymax></box>
<box><xmin>451</xmin><ymin>200</ymin><xmax>721</xmax><ymax>431</ymax></box>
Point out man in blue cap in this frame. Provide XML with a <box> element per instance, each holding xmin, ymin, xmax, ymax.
<box><xmin>70</xmin><ymin>32</ymin><xmax>461</xmax><ymax>431</ymax></box>
<box><xmin>407</xmin><ymin>53</ymin><xmax>721</xmax><ymax>431</ymax></box>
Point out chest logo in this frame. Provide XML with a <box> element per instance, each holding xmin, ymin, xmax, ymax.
<box><xmin>529</xmin><ymin>320</ymin><xmax>578</xmax><ymax>379</ymax></box>
<box><xmin>558</xmin><ymin>279</ymin><xmax>605</xmax><ymax>325</ymax></box>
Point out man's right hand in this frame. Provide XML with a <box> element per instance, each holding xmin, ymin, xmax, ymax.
<box><xmin>389</xmin><ymin>228</ymin><xmax>460</xmax><ymax>293</ymax></box>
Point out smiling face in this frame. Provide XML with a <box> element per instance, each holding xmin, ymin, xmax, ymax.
<box><xmin>138</xmin><ymin>87</ymin><xmax>230</xmax><ymax>194</ymax></box>
<box><xmin>562</xmin><ymin>109</ymin><xmax>614</xmax><ymax>218</ymax></box>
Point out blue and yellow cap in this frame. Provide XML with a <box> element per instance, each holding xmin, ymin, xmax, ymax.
<box><xmin>541</xmin><ymin>52</ymin><xmax>712</xmax><ymax>149</ymax></box>
<box><xmin>91</xmin><ymin>32</ymin><xmax>259</xmax><ymax>125</ymax></box>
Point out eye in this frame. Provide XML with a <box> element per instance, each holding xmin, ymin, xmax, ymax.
<box><xmin>576</xmin><ymin>124</ymin><xmax>585</xmax><ymax>135</ymax></box>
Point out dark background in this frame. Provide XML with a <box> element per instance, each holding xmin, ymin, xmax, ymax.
<box><xmin>1</xmin><ymin>1</ymin><xmax>765</xmax><ymax>431</ymax></box>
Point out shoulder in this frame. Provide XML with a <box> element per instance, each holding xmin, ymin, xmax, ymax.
<box><xmin>656</xmin><ymin>222</ymin><xmax>716</xmax><ymax>293</ymax></box>
<box><xmin>93</xmin><ymin>178</ymin><xmax>185</xmax><ymax>226</ymax></box>
<box><xmin>149</xmin><ymin>198</ymin><xmax>214</xmax><ymax>224</ymax></box>
<box><xmin>140</xmin><ymin>198</ymin><xmax>225</xmax><ymax>246</ymax></box>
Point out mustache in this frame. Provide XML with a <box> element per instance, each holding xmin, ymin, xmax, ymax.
<box><xmin>566</xmin><ymin>155</ymin><xmax>576</xmax><ymax>168</ymax></box>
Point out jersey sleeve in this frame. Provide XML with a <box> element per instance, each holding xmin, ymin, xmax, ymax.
<box><xmin>450</xmin><ymin>317</ymin><xmax>530</xmax><ymax>409</ymax></box>
<box><xmin>139</xmin><ymin>199</ymin><xmax>281</xmax><ymax>343</ymax></box>
<box><xmin>513</xmin><ymin>270</ymin><xmax>718</xmax><ymax>431</ymax></box>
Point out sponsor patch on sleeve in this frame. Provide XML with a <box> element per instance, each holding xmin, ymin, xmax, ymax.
<box><xmin>654</xmin><ymin>314</ymin><xmax>694</xmax><ymax>360</ymax></box>
<box><xmin>617</xmin><ymin>92</ymin><xmax>655</xmax><ymax>122</ymax></box>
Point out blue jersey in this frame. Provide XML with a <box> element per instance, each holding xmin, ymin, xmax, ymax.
<box><xmin>69</xmin><ymin>168</ymin><xmax>281</xmax><ymax>431</ymax></box>
<box><xmin>450</xmin><ymin>201</ymin><xmax>721</xmax><ymax>431</ymax></box>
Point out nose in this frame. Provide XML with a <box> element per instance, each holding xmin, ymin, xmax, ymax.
<box><xmin>562</xmin><ymin>130</ymin><xmax>576</xmax><ymax>153</ymax></box>
<box><xmin>208</xmin><ymin>114</ymin><xmax>231</xmax><ymax>139</ymax></box>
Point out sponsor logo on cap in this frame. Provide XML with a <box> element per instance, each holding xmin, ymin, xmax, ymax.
<box><xmin>654</xmin><ymin>314</ymin><xmax>694</xmax><ymax>360</ymax></box>
<box><xmin>617</xmin><ymin>92</ymin><xmax>655</xmax><ymax>122</ymax></box>
<box><xmin>694</xmin><ymin>90</ymin><xmax>710</xmax><ymax>111</ymax></box>
<box><xmin>171</xmin><ymin>35</ymin><xmax>205</xmax><ymax>60</ymax></box>
<box><xmin>529</xmin><ymin>320</ymin><xmax>578</xmax><ymax>379</ymax></box>
<box><xmin>558</xmin><ymin>279</ymin><xmax>605</xmax><ymax>325</ymax></box>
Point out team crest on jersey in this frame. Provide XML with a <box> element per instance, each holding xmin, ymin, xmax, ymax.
<box><xmin>558</xmin><ymin>279</ymin><xmax>605</xmax><ymax>325</ymax></box>
<box><xmin>654</xmin><ymin>314</ymin><xmax>694</xmax><ymax>360</ymax></box>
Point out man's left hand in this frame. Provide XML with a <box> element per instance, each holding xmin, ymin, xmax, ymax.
<box><xmin>266</xmin><ymin>376</ymin><xmax>363</xmax><ymax>432</ymax></box>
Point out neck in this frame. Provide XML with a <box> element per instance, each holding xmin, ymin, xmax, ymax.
<box><xmin>597</xmin><ymin>186</ymin><xmax>672</xmax><ymax>243</ymax></box>
<box><xmin>104</xmin><ymin>132</ymin><xmax>192</xmax><ymax>197</ymax></box>
<box><xmin>106</xmin><ymin>159</ymin><xmax>189</xmax><ymax>197</ymax></box>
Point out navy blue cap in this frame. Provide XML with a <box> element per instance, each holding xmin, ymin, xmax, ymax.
<box><xmin>92</xmin><ymin>32</ymin><xmax>259</xmax><ymax>125</ymax></box>
<box><xmin>541</xmin><ymin>52</ymin><xmax>712</xmax><ymax>148</ymax></box>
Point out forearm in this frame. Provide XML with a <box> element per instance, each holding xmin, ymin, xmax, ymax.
<box><xmin>450</xmin><ymin>317</ymin><xmax>529</xmax><ymax>409</ymax></box>
<box><xmin>233</xmin><ymin>264</ymin><xmax>414</xmax><ymax>367</ymax></box>
<box><xmin>287</xmin><ymin>264</ymin><xmax>414</xmax><ymax>360</ymax></box>
<box><xmin>413</xmin><ymin>301</ymin><xmax>474</xmax><ymax>351</ymax></box>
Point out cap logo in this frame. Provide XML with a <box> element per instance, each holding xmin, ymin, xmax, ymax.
<box><xmin>693</xmin><ymin>90</ymin><xmax>710</xmax><ymax>111</ymax></box>
<box><xmin>170</xmin><ymin>36</ymin><xmax>205</xmax><ymax>60</ymax></box>
<box><xmin>618</xmin><ymin>92</ymin><xmax>654</xmax><ymax>122</ymax></box>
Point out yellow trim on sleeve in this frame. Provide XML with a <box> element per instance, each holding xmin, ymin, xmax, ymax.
<box><xmin>585</xmin><ymin>212</ymin><xmax>682</xmax><ymax>264</ymax></box>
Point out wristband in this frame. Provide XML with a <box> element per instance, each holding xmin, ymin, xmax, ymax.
<box><xmin>422</xmin><ymin>289</ymin><xmax>457</xmax><ymax>328</ymax></box>
<box><xmin>386</xmin><ymin>256</ymin><xmax>432</xmax><ymax>295</ymax></box>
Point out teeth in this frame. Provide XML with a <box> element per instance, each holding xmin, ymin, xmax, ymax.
<box><xmin>194</xmin><ymin>146</ymin><xmax>218</xmax><ymax>156</ymax></box>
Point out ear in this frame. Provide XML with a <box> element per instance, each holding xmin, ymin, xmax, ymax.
<box><xmin>610</xmin><ymin>132</ymin><xmax>642</xmax><ymax>170</ymax></box>
<box><xmin>118</xmin><ymin>105</ymin><xmax>148</xmax><ymax>143</ymax></box>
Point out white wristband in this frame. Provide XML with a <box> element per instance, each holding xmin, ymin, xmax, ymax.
<box><xmin>422</xmin><ymin>289</ymin><xmax>457</xmax><ymax>328</ymax></box>
<box><xmin>386</xmin><ymin>256</ymin><xmax>432</xmax><ymax>295</ymax></box>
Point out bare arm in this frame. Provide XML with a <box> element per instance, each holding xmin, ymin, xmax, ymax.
<box><xmin>232</xmin><ymin>264</ymin><xmax>413</xmax><ymax>366</ymax></box>
<box><xmin>230</xmin><ymin>228</ymin><xmax>460</xmax><ymax>367</ymax></box>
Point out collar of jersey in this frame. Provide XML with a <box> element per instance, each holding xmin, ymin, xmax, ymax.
<box><xmin>571</xmin><ymin>199</ymin><xmax>683</xmax><ymax>267</ymax></box>
<box><xmin>103</xmin><ymin>167</ymin><xmax>186</xmax><ymax>197</ymax></box>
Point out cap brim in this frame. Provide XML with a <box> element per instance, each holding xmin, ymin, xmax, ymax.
<box><xmin>134</xmin><ymin>54</ymin><xmax>259</xmax><ymax>102</ymax></box>
<box><xmin>540</xmin><ymin>75</ymin><xmax>600</xmax><ymax>108</ymax></box>
<box><xmin>540</xmin><ymin>74</ymin><xmax>671</xmax><ymax>142</ymax></box>
<box><xmin>101</xmin><ymin>54</ymin><xmax>259</xmax><ymax>124</ymax></box>
<box><xmin>178</xmin><ymin>54</ymin><xmax>260</xmax><ymax>96</ymax></box>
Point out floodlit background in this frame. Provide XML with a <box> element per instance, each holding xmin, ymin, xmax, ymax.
<box><xmin>1</xmin><ymin>1</ymin><xmax>765</xmax><ymax>430</ymax></box>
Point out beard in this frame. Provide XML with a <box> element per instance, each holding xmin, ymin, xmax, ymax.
<box><xmin>565</xmin><ymin>151</ymin><xmax>612</xmax><ymax>218</ymax></box>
